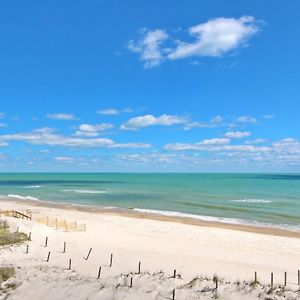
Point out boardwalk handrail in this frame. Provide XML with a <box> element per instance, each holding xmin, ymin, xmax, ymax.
<box><xmin>0</xmin><ymin>210</ymin><xmax>31</xmax><ymax>220</ymax></box>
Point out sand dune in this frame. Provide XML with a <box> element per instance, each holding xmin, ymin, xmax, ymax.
<box><xmin>1</xmin><ymin>198</ymin><xmax>300</xmax><ymax>299</ymax></box>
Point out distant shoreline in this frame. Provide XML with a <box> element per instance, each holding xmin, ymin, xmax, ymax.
<box><xmin>1</xmin><ymin>195</ymin><xmax>300</xmax><ymax>239</ymax></box>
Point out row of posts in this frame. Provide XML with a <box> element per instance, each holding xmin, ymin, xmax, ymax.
<box><xmin>25</xmin><ymin>234</ymin><xmax>300</xmax><ymax>299</ymax></box>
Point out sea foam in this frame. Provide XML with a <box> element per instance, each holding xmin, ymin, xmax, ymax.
<box><xmin>63</xmin><ymin>189</ymin><xmax>109</xmax><ymax>194</ymax></box>
<box><xmin>231</xmin><ymin>199</ymin><xmax>273</xmax><ymax>203</ymax></box>
<box><xmin>8</xmin><ymin>194</ymin><xmax>39</xmax><ymax>201</ymax></box>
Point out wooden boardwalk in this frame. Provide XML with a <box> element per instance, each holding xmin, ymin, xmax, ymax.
<box><xmin>0</xmin><ymin>210</ymin><xmax>32</xmax><ymax>220</ymax></box>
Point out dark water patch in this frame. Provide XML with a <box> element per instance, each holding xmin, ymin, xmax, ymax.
<box><xmin>0</xmin><ymin>180</ymin><xmax>127</xmax><ymax>186</ymax></box>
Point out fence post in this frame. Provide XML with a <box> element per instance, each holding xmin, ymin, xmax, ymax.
<box><xmin>109</xmin><ymin>253</ymin><xmax>113</xmax><ymax>267</ymax></box>
<box><xmin>254</xmin><ymin>271</ymin><xmax>257</xmax><ymax>283</ymax></box>
<box><xmin>97</xmin><ymin>267</ymin><xmax>101</xmax><ymax>279</ymax></box>
<box><xmin>284</xmin><ymin>272</ymin><xmax>287</xmax><ymax>286</ymax></box>
<box><xmin>68</xmin><ymin>259</ymin><xmax>72</xmax><ymax>270</ymax></box>
<box><xmin>44</xmin><ymin>236</ymin><xmax>48</xmax><ymax>247</ymax></box>
<box><xmin>172</xmin><ymin>289</ymin><xmax>175</xmax><ymax>300</ymax></box>
<box><xmin>26</xmin><ymin>245</ymin><xmax>29</xmax><ymax>254</ymax></box>
<box><xmin>271</xmin><ymin>273</ymin><xmax>273</xmax><ymax>287</ymax></box>
<box><xmin>63</xmin><ymin>242</ymin><xmax>66</xmax><ymax>253</ymax></box>
<box><xmin>28</xmin><ymin>232</ymin><xmax>31</xmax><ymax>241</ymax></box>
<box><xmin>173</xmin><ymin>269</ymin><xmax>177</xmax><ymax>278</ymax></box>
<box><xmin>138</xmin><ymin>261</ymin><xmax>141</xmax><ymax>274</ymax></box>
<box><xmin>130</xmin><ymin>277</ymin><xmax>133</xmax><ymax>288</ymax></box>
<box><xmin>85</xmin><ymin>248</ymin><xmax>92</xmax><ymax>260</ymax></box>
<box><xmin>46</xmin><ymin>251</ymin><xmax>51</xmax><ymax>262</ymax></box>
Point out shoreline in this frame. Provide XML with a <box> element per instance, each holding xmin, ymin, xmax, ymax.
<box><xmin>1</xmin><ymin>196</ymin><xmax>300</xmax><ymax>239</ymax></box>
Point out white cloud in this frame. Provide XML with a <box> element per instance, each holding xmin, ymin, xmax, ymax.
<box><xmin>74</xmin><ymin>123</ymin><xmax>114</xmax><ymax>137</ymax></box>
<box><xmin>47</xmin><ymin>113</ymin><xmax>77</xmax><ymax>120</ymax></box>
<box><xmin>97</xmin><ymin>108</ymin><xmax>120</xmax><ymax>115</ymax></box>
<box><xmin>0</xmin><ymin>113</ymin><xmax>5</xmax><ymax>119</ymax></box>
<box><xmin>225</xmin><ymin>131</ymin><xmax>251</xmax><ymax>139</ymax></box>
<box><xmin>168</xmin><ymin>16</ymin><xmax>259</xmax><ymax>60</ymax></box>
<box><xmin>128</xmin><ymin>29</ymin><xmax>169</xmax><ymax>68</ymax></box>
<box><xmin>121</xmin><ymin>114</ymin><xmax>188</xmax><ymax>130</ymax></box>
<box><xmin>0</xmin><ymin>123</ymin><xmax>6</xmax><ymax>128</ymax></box>
<box><xmin>235</xmin><ymin>115</ymin><xmax>257</xmax><ymax>124</ymax></box>
<box><xmin>97</xmin><ymin>108</ymin><xmax>133</xmax><ymax>115</ymax></box>
<box><xmin>128</xmin><ymin>16</ymin><xmax>259</xmax><ymax>68</ymax></box>
<box><xmin>184</xmin><ymin>115</ymin><xmax>224</xmax><ymax>130</ymax></box>
<box><xmin>0</xmin><ymin>128</ymin><xmax>151</xmax><ymax>149</ymax></box>
<box><xmin>54</xmin><ymin>156</ymin><xmax>74</xmax><ymax>163</ymax></box>
<box><xmin>245</xmin><ymin>138</ymin><xmax>268</xmax><ymax>144</ymax></box>
<box><xmin>164</xmin><ymin>138</ymin><xmax>230</xmax><ymax>151</ymax></box>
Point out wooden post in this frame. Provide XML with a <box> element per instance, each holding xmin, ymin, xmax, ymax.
<box><xmin>85</xmin><ymin>248</ymin><xmax>92</xmax><ymax>260</ymax></box>
<box><xmin>284</xmin><ymin>272</ymin><xmax>287</xmax><ymax>286</ymax></box>
<box><xmin>26</xmin><ymin>245</ymin><xmax>29</xmax><ymax>253</ymax></box>
<box><xmin>68</xmin><ymin>259</ymin><xmax>72</xmax><ymax>270</ymax></box>
<box><xmin>46</xmin><ymin>251</ymin><xmax>51</xmax><ymax>262</ymax></box>
<box><xmin>28</xmin><ymin>232</ymin><xmax>31</xmax><ymax>241</ymax></box>
<box><xmin>138</xmin><ymin>261</ymin><xmax>141</xmax><ymax>274</ymax></box>
<box><xmin>173</xmin><ymin>269</ymin><xmax>177</xmax><ymax>278</ymax></box>
<box><xmin>298</xmin><ymin>270</ymin><xmax>300</xmax><ymax>286</ymax></box>
<box><xmin>130</xmin><ymin>277</ymin><xmax>133</xmax><ymax>288</ymax></box>
<box><xmin>172</xmin><ymin>289</ymin><xmax>175</xmax><ymax>300</ymax></box>
<box><xmin>45</xmin><ymin>236</ymin><xmax>48</xmax><ymax>247</ymax></box>
<box><xmin>254</xmin><ymin>271</ymin><xmax>257</xmax><ymax>283</ymax></box>
<box><xmin>63</xmin><ymin>242</ymin><xmax>66</xmax><ymax>253</ymax></box>
<box><xmin>97</xmin><ymin>267</ymin><xmax>102</xmax><ymax>279</ymax></box>
<box><xmin>271</xmin><ymin>273</ymin><xmax>273</xmax><ymax>287</ymax></box>
<box><xmin>213</xmin><ymin>276</ymin><xmax>218</xmax><ymax>289</ymax></box>
<box><xmin>109</xmin><ymin>253</ymin><xmax>113</xmax><ymax>267</ymax></box>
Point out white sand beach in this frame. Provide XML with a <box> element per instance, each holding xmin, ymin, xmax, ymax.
<box><xmin>1</xmin><ymin>197</ymin><xmax>300</xmax><ymax>299</ymax></box>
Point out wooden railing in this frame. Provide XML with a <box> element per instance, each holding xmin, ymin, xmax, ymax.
<box><xmin>0</xmin><ymin>210</ymin><xmax>32</xmax><ymax>220</ymax></box>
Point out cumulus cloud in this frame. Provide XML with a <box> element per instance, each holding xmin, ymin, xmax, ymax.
<box><xmin>0</xmin><ymin>128</ymin><xmax>151</xmax><ymax>149</ymax></box>
<box><xmin>183</xmin><ymin>115</ymin><xmax>224</xmax><ymax>130</ymax></box>
<box><xmin>168</xmin><ymin>16</ymin><xmax>259</xmax><ymax>60</ymax></box>
<box><xmin>128</xmin><ymin>16</ymin><xmax>260</xmax><ymax>68</ymax></box>
<box><xmin>128</xmin><ymin>29</ymin><xmax>169</xmax><ymax>68</ymax></box>
<box><xmin>245</xmin><ymin>138</ymin><xmax>268</xmax><ymax>144</ymax></box>
<box><xmin>74</xmin><ymin>123</ymin><xmax>114</xmax><ymax>137</ymax></box>
<box><xmin>224</xmin><ymin>131</ymin><xmax>251</xmax><ymax>138</ymax></box>
<box><xmin>47</xmin><ymin>113</ymin><xmax>77</xmax><ymax>120</ymax></box>
<box><xmin>97</xmin><ymin>108</ymin><xmax>120</xmax><ymax>115</ymax></box>
<box><xmin>121</xmin><ymin>114</ymin><xmax>188</xmax><ymax>130</ymax></box>
<box><xmin>54</xmin><ymin>156</ymin><xmax>74</xmax><ymax>163</ymax></box>
<box><xmin>235</xmin><ymin>115</ymin><xmax>257</xmax><ymax>124</ymax></box>
<box><xmin>164</xmin><ymin>138</ymin><xmax>230</xmax><ymax>151</ymax></box>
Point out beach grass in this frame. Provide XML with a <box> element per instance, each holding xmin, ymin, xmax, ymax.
<box><xmin>0</xmin><ymin>223</ymin><xmax>28</xmax><ymax>246</ymax></box>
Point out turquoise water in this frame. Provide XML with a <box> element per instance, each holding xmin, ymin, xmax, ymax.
<box><xmin>0</xmin><ymin>173</ymin><xmax>300</xmax><ymax>231</ymax></box>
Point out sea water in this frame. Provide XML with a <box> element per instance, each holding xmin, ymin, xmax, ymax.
<box><xmin>0</xmin><ymin>173</ymin><xmax>300</xmax><ymax>231</ymax></box>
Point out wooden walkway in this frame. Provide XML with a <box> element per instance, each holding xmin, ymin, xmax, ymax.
<box><xmin>0</xmin><ymin>210</ymin><xmax>32</xmax><ymax>220</ymax></box>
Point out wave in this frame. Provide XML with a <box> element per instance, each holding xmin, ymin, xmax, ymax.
<box><xmin>63</xmin><ymin>189</ymin><xmax>109</xmax><ymax>194</ymax></box>
<box><xmin>231</xmin><ymin>199</ymin><xmax>273</xmax><ymax>203</ymax></box>
<box><xmin>132</xmin><ymin>208</ymin><xmax>300</xmax><ymax>232</ymax></box>
<box><xmin>8</xmin><ymin>194</ymin><xmax>39</xmax><ymax>201</ymax></box>
<box><xmin>23</xmin><ymin>185</ymin><xmax>42</xmax><ymax>189</ymax></box>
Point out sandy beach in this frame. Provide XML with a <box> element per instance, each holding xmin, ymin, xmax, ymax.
<box><xmin>1</xmin><ymin>196</ymin><xmax>300</xmax><ymax>299</ymax></box>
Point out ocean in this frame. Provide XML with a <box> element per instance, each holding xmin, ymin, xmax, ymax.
<box><xmin>0</xmin><ymin>173</ymin><xmax>300</xmax><ymax>231</ymax></box>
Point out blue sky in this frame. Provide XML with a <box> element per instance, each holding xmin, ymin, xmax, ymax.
<box><xmin>0</xmin><ymin>0</ymin><xmax>299</xmax><ymax>172</ymax></box>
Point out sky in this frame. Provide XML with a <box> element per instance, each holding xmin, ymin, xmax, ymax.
<box><xmin>0</xmin><ymin>0</ymin><xmax>300</xmax><ymax>172</ymax></box>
